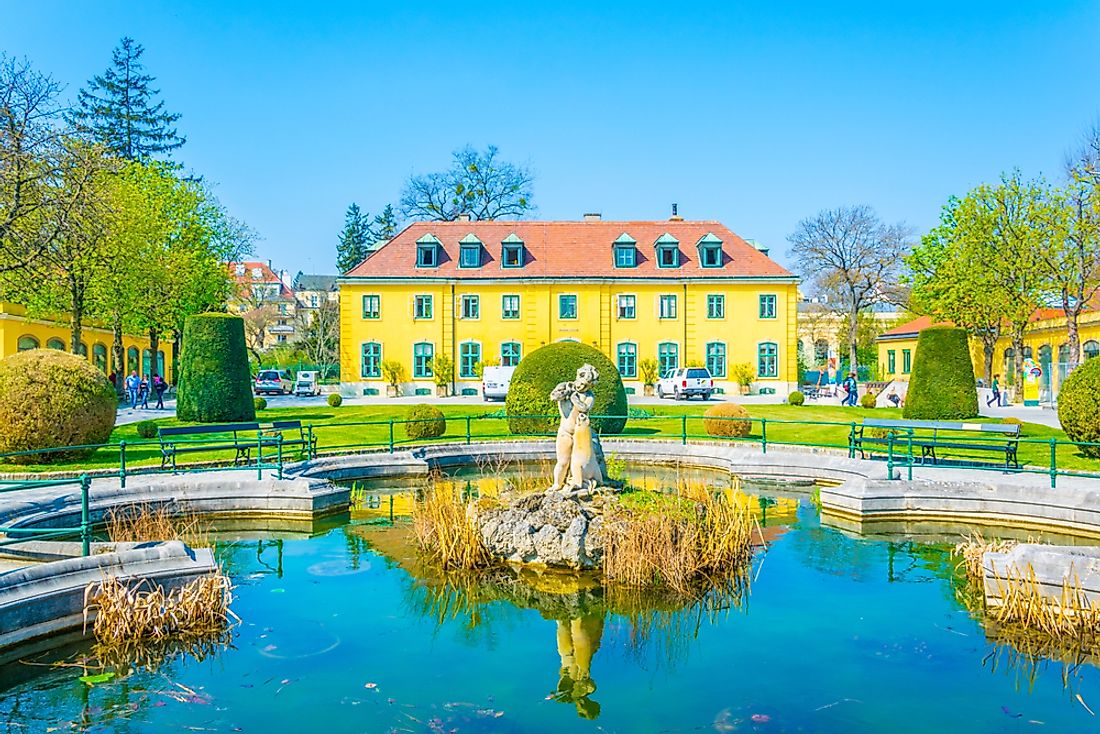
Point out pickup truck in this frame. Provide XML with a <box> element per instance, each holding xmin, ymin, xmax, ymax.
<box><xmin>656</xmin><ymin>367</ymin><xmax>714</xmax><ymax>400</ymax></box>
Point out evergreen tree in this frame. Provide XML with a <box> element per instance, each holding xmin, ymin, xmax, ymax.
<box><xmin>372</xmin><ymin>204</ymin><xmax>401</xmax><ymax>245</ymax></box>
<box><xmin>69</xmin><ymin>37</ymin><xmax>185</xmax><ymax>161</ymax></box>
<box><xmin>337</xmin><ymin>203</ymin><xmax>371</xmax><ymax>272</ymax></box>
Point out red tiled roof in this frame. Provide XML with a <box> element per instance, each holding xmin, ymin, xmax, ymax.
<box><xmin>342</xmin><ymin>220</ymin><xmax>794</xmax><ymax>279</ymax></box>
<box><xmin>877</xmin><ymin>315</ymin><xmax>954</xmax><ymax>339</ymax></box>
<box><xmin>227</xmin><ymin>261</ymin><xmax>294</xmax><ymax>300</ymax></box>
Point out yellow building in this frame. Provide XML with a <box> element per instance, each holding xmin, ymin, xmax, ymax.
<box><xmin>338</xmin><ymin>216</ymin><xmax>799</xmax><ymax>394</ymax></box>
<box><xmin>0</xmin><ymin>302</ymin><xmax>173</xmax><ymax>380</ymax></box>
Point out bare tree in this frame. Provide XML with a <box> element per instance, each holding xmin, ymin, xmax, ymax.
<box><xmin>788</xmin><ymin>206</ymin><xmax>913</xmax><ymax>371</ymax></box>
<box><xmin>400</xmin><ymin>144</ymin><xmax>534</xmax><ymax>221</ymax></box>
<box><xmin>296</xmin><ymin>299</ymin><xmax>339</xmax><ymax>377</ymax></box>
<box><xmin>0</xmin><ymin>56</ymin><xmax>99</xmax><ymax>273</ymax></box>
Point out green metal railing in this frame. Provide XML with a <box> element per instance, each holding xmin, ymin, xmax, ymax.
<box><xmin>0</xmin><ymin>475</ymin><xmax>91</xmax><ymax>556</ymax></box>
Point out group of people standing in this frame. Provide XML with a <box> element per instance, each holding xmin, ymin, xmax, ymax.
<box><xmin>107</xmin><ymin>370</ymin><xmax>169</xmax><ymax>410</ymax></box>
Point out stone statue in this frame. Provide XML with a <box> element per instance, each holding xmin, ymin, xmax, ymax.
<box><xmin>550</xmin><ymin>364</ymin><xmax>606</xmax><ymax>491</ymax></box>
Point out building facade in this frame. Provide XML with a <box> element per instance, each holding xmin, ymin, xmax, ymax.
<box><xmin>293</xmin><ymin>274</ymin><xmax>339</xmax><ymax>324</ymax></box>
<box><xmin>0</xmin><ymin>302</ymin><xmax>173</xmax><ymax>379</ymax></box>
<box><xmin>338</xmin><ymin>217</ymin><xmax>799</xmax><ymax>394</ymax></box>
<box><xmin>227</xmin><ymin>261</ymin><xmax>300</xmax><ymax>348</ymax></box>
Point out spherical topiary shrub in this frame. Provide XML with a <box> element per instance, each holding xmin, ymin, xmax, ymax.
<box><xmin>702</xmin><ymin>402</ymin><xmax>752</xmax><ymax>438</ymax></box>
<box><xmin>860</xmin><ymin>392</ymin><xmax>877</xmax><ymax>409</ymax></box>
<box><xmin>505</xmin><ymin>342</ymin><xmax>628</xmax><ymax>435</ymax></box>
<box><xmin>135</xmin><ymin>420</ymin><xmax>158</xmax><ymax>439</ymax></box>
<box><xmin>253</xmin><ymin>397</ymin><xmax>267</xmax><ymax>412</ymax></box>
<box><xmin>176</xmin><ymin>314</ymin><xmax>255</xmax><ymax>423</ymax></box>
<box><xmin>788</xmin><ymin>390</ymin><xmax>805</xmax><ymax>406</ymax></box>
<box><xmin>405</xmin><ymin>404</ymin><xmax>446</xmax><ymax>439</ymax></box>
<box><xmin>1058</xmin><ymin>357</ymin><xmax>1100</xmax><ymax>457</ymax></box>
<box><xmin>327</xmin><ymin>393</ymin><xmax>343</xmax><ymax>407</ymax></box>
<box><xmin>903</xmin><ymin>327</ymin><xmax>979</xmax><ymax>420</ymax></box>
<box><xmin>1001</xmin><ymin>416</ymin><xmax>1024</xmax><ymax>435</ymax></box>
<box><xmin>0</xmin><ymin>350</ymin><xmax>117</xmax><ymax>463</ymax></box>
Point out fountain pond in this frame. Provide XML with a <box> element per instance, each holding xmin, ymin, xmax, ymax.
<box><xmin>2</xmin><ymin>463</ymin><xmax>1099</xmax><ymax>733</ymax></box>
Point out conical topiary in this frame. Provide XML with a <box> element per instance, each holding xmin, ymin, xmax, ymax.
<box><xmin>903</xmin><ymin>326</ymin><xmax>978</xmax><ymax>420</ymax></box>
<box><xmin>176</xmin><ymin>313</ymin><xmax>256</xmax><ymax>423</ymax></box>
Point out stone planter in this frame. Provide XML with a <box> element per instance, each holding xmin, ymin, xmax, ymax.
<box><xmin>643</xmin><ymin>384</ymin><xmax>655</xmax><ymax>396</ymax></box>
<box><xmin>435</xmin><ymin>384</ymin><xmax>452</xmax><ymax>397</ymax></box>
<box><xmin>386</xmin><ymin>385</ymin><xmax>401</xmax><ymax>398</ymax></box>
<box><xmin>738</xmin><ymin>384</ymin><xmax>751</xmax><ymax>395</ymax></box>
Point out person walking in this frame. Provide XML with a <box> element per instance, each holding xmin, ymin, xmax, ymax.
<box><xmin>138</xmin><ymin>375</ymin><xmax>150</xmax><ymax>409</ymax></box>
<box><xmin>124</xmin><ymin>371</ymin><xmax>141</xmax><ymax>410</ymax></box>
<box><xmin>987</xmin><ymin>374</ymin><xmax>1002</xmax><ymax>408</ymax></box>
<box><xmin>842</xmin><ymin>372</ymin><xmax>858</xmax><ymax>407</ymax></box>
<box><xmin>153</xmin><ymin>374</ymin><xmax>168</xmax><ymax>410</ymax></box>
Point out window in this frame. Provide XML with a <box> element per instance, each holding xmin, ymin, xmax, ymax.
<box><xmin>157</xmin><ymin>350</ymin><xmax>165</xmax><ymax>376</ymax></box>
<box><xmin>361</xmin><ymin>342</ymin><xmax>382</xmax><ymax>378</ymax></box>
<box><xmin>77</xmin><ymin>342</ymin><xmax>88</xmax><ymax>357</ymax></box>
<box><xmin>1085</xmin><ymin>341</ymin><xmax>1100</xmax><ymax>360</ymax></box>
<box><xmin>17</xmin><ymin>335</ymin><xmax>38</xmax><ymax>351</ymax></box>
<box><xmin>413</xmin><ymin>342</ymin><xmax>434</xmax><ymax>378</ymax></box>
<box><xmin>501</xmin><ymin>243</ymin><xmax>524</xmax><ymax>268</ymax></box>
<box><xmin>235</xmin><ymin>263</ymin><xmax>246</xmax><ymax>276</ymax></box>
<box><xmin>127</xmin><ymin>346</ymin><xmax>139</xmax><ymax>374</ymax></box>
<box><xmin>461</xmin><ymin>295</ymin><xmax>480</xmax><ymax>320</ymax></box>
<box><xmin>414</xmin><ymin>295</ymin><xmax>433</xmax><ymax>320</ymax></box>
<box><xmin>617</xmin><ymin>294</ymin><xmax>636</xmax><ymax>320</ymax></box>
<box><xmin>46</xmin><ymin>337</ymin><xmax>65</xmax><ymax>350</ymax></box>
<box><xmin>93</xmin><ymin>343</ymin><xmax>108</xmax><ymax>372</ymax></box>
<box><xmin>658</xmin><ymin>342</ymin><xmax>679</xmax><ymax>376</ymax></box>
<box><xmin>1022</xmin><ymin>346</ymin><xmax>1033</xmax><ymax>360</ymax></box>
<box><xmin>706</xmin><ymin>294</ymin><xmax>725</xmax><ymax>319</ymax></box>
<box><xmin>277</xmin><ymin>334</ymin><xmax>287</xmax><ymax>343</ymax></box>
<box><xmin>1004</xmin><ymin>348</ymin><xmax>1017</xmax><ymax>379</ymax></box>
<box><xmin>362</xmin><ymin>294</ymin><xmax>380</xmax><ymax>319</ymax></box>
<box><xmin>706</xmin><ymin>342</ymin><xmax>726</xmax><ymax>378</ymax></box>
<box><xmin>902</xmin><ymin>349</ymin><xmax>912</xmax><ymax>374</ymax></box>
<box><xmin>502</xmin><ymin>294</ymin><xmax>520</xmax><ymax>320</ymax></box>
<box><xmin>697</xmin><ymin>233</ymin><xmax>723</xmax><ymax>268</ymax></box>
<box><xmin>614</xmin><ymin>244</ymin><xmax>636</xmax><ymax>268</ymax></box>
<box><xmin>659</xmin><ymin>295</ymin><xmax>677</xmax><ymax>319</ymax></box>
<box><xmin>887</xmin><ymin>350</ymin><xmax>896</xmax><ymax>374</ymax></box>
<box><xmin>617</xmin><ymin>343</ymin><xmax>637</xmax><ymax>378</ymax></box>
<box><xmin>416</xmin><ymin>241</ymin><xmax>438</xmax><ymax>268</ymax></box>
<box><xmin>559</xmin><ymin>294</ymin><xmax>577</xmax><ymax>319</ymax></box>
<box><xmin>759</xmin><ymin>294</ymin><xmax>777</xmax><ymax>319</ymax></box>
<box><xmin>758</xmin><ymin>342</ymin><xmax>778</xmax><ymax>378</ymax></box>
<box><xmin>459</xmin><ymin>342</ymin><xmax>481</xmax><ymax>378</ymax></box>
<box><xmin>655</xmin><ymin>234</ymin><xmax>680</xmax><ymax>268</ymax></box>
<box><xmin>501</xmin><ymin>342</ymin><xmax>521</xmax><ymax>367</ymax></box>
<box><xmin>310</xmin><ymin>294</ymin><xmax>319</xmax><ymax>308</ymax></box>
<box><xmin>459</xmin><ymin>242</ymin><xmax>481</xmax><ymax>268</ymax></box>
<box><xmin>278</xmin><ymin>303</ymin><xmax>288</xmax><ymax>315</ymax></box>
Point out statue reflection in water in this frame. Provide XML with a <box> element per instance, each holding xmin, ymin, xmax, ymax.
<box><xmin>552</xmin><ymin>614</ymin><xmax>605</xmax><ymax>719</ymax></box>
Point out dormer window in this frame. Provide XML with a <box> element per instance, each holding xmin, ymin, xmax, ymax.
<box><xmin>416</xmin><ymin>234</ymin><xmax>441</xmax><ymax>268</ymax></box>
<box><xmin>251</xmin><ymin>267</ymin><xmax>262</xmax><ymax>279</ymax></box>
<box><xmin>697</xmin><ymin>233</ymin><xmax>723</xmax><ymax>268</ymax></box>
<box><xmin>235</xmin><ymin>263</ymin><xmax>246</xmax><ymax>277</ymax></box>
<box><xmin>613</xmin><ymin>233</ymin><xmax>637</xmax><ymax>268</ymax></box>
<box><xmin>459</xmin><ymin>234</ymin><xmax>482</xmax><ymax>268</ymax></box>
<box><xmin>501</xmin><ymin>233</ymin><xmax>525</xmax><ymax>268</ymax></box>
<box><xmin>655</xmin><ymin>233</ymin><xmax>680</xmax><ymax>268</ymax></box>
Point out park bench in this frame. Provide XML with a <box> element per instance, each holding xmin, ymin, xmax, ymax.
<box><xmin>264</xmin><ymin>420</ymin><xmax>318</xmax><ymax>459</ymax></box>
<box><xmin>854</xmin><ymin>418</ymin><xmax>1021</xmax><ymax>469</ymax></box>
<box><xmin>157</xmin><ymin>423</ymin><xmax>261</xmax><ymax>470</ymax></box>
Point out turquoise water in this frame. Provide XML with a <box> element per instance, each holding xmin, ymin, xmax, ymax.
<box><xmin>2</xmin><ymin>496</ymin><xmax>1100</xmax><ymax>732</ymax></box>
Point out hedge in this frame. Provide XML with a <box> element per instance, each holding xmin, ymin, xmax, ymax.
<box><xmin>1058</xmin><ymin>357</ymin><xmax>1100</xmax><ymax>457</ymax></box>
<box><xmin>176</xmin><ymin>314</ymin><xmax>256</xmax><ymax>423</ymax></box>
<box><xmin>702</xmin><ymin>402</ymin><xmax>751</xmax><ymax>438</ymax></box>
<box><xmin>0</xmin><ymin>350</ymin><xmax>117</xmax><ymax>463</ymax></box>
<box><xmin>788</xmin><ymin>390</ymin><xmax>805</xmax><ymax>406</ymax></box>
<box><xmin>405</xmin><ymin>404</ymin><xmax>446</xmax><ymax>439</ymax></box>
<box><xmin>505</xmin><ymin>342</ymin><xmax>628</xmax><ymax>435</ymax></box>
<box><xmin>903</xmin><ymin>327</ymin><xmax>978</xmax><ymax>420</ymax></box>
<box><xmin>328</xmin><ymin>393</ymin><xmax>343</xmax><ymax>407</ymax></box>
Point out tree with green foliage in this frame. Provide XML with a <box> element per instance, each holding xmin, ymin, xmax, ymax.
<box><xmin>68</xmin><ymin>37</ymin><xmax>185</xmax><ymax>161</ymax></box>
<box><xmin>903</xmin><ymin>327</ymin><xmax>978</xmax><ymax>420</ymax></box>
<box><xmin>176</xmin><ymin>313</ymin><xmax>255</xmax><ymax>423</ymax></box>
<box><xmin>400</xmin><ymin>144</ymin><xmax>534</xmax><ymax>221</ymax></box>
<box><xmin>372</xmin><ymin>204</ymin><xmax>401</xmax><ymax>244</ymax></box>
<box><xmin>337</xmin><ymin>203</ymin><xmax>371</xmax><ymax>272</ymax></box>
<box><xmin>1057</xmin><ymin>355</ymin><xmax>1100</xmax><ymax>457</ymax></box>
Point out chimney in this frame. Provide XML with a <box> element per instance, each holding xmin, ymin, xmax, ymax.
<box><xmin>456</xmin><ymin>213</ymin><xmax>471</xmax><ymax>222</ymax></box>
<box><xmin>583</xmin><ymin>212</ymin><xmax>601</xmax><ymax>222</ymax></box>
<box><xmin>669</xmin><ymin>203</ymin><xmax>683</xmax><ymax>222</ymax></box>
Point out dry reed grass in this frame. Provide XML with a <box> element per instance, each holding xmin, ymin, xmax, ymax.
<box><xmin>953</xmin><ymin>530</ymin><xmax>1018</xmax><ymax>579</ymax></box>
<box><xmin>988</xmin><ymin>565</ymin><xmax>1100</xmax><ymax>641</ymax></box>
<box><xmin>602</xmin><ymin>480</ymin><xmax>759</xmax><ymax>595</ymax></box>
<box><xmin>83</xmin><ymin>573</ymin><xmax>238</xmax><ymax>645</ymax></box>
<box><xmin>411</xmin><ymin>480</ymin><xmax>492</xmax><ymax>570</ymax></box>
<box><xmin>105</xmin><ymin>502</ymin><xmax>210</xmax><ymax>547</ymax></box>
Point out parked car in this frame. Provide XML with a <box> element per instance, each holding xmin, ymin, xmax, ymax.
<box><xmin>294</xmin><ymin>370</ymin><xmax>321</xmax><ymax>397</ymax></box>
<box><xmin>657</xmin><ymin>367</ymin><xmax>714</xmax><ymax>400</ymax></box>
<box><xmin>255</xmin><ymin>369</ymin><xmax>293</xmax><ymax>395</ymax></box>
<box><xmin>482</xmin><ymin>365</ymin><xmax>516</xmax><ymax>401</ymax></box>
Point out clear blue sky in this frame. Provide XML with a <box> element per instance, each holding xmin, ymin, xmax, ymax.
<box><xmin>4</xmin><ymin>1</ymin><xmax>1099</xmax><ymax>276</ymax></box>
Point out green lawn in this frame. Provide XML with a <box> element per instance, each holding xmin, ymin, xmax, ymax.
<box><xmin>0</xmin><ymin>402</ymin><xmax>1093</xmax><ymax>476</ymax></box>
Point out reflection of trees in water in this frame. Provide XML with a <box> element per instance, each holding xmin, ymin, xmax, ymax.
<box><xmin>213</xmin><ymin>538</ymin><xmax>284</xmax><ymax>579</ymax></box>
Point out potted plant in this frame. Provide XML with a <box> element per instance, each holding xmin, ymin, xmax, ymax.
<box><xmin>381</xmin><ymin>360</ymin><xmax>406</xmax><ymax>398</ymax></box>
<box><xmin>640</xmin><ymin>358</ymin><xmax>660</xmax><ymax>396</ymax></box>
<box><xmin>429</xmin><ymin>353</ymin><xmax>454</xmax><ymax>397</ymax></box>
<box><xmin>731</xmin><ymin>362</ymin><xmax>755</xmax><ymax>395</ymax></box>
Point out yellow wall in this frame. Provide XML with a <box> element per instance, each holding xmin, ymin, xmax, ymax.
<box><xmin>339</xmin><ymin>280</ymin><xmax>799</xmax><ymax>391</ymax></box>
<box><xmin>876</xmin><ymin>337</ymin><xmax>919</xmax><ymax>382</ymax></box>
<box><xmin>0</xmin><ymin>303</ymin><xmax>175</xmax><ymax>380</ymax></box>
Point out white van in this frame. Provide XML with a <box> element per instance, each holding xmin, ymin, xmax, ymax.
<box><xmin>481</xmin><ymin>366</ymin><xmax>516</xmax><ymax>401</ymax></box>
<box><xmin>294</xmin><ymin>370</ymin><xmax>321</xmax><ymax>397</ymax></box>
